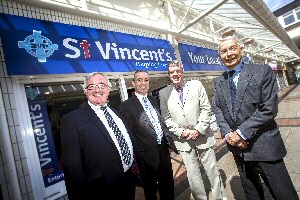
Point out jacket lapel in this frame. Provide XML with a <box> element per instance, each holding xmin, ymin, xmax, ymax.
<box><xmin>219</xmin><ymin>73</ymin><xmax>235</xmax><ymax>120</ymax></box>
<box><xmin>170</xmin><ymin>86</ymin><xmax>183</xmax><ymax>108</ymax></box>
<box><xmin>235</xmin><ymin>65</ymin><xmax>253</xmax><ymax>117</ymax></box>
<box><xmin>82</xmin><ymin>102</ymin><xmax>115</xmax><ymax>145</ymax></box>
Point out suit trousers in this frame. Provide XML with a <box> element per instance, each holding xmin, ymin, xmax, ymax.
<box><xmin>181</xmin><ymin>148</ymin><xmax>226</xmax><ymax>200</ymax></box>
<box><xmin>141</xmin><ymin>140</ymin><xmax>174</xmax><ymax>200</ymax></box>
<box><xmin>234</xmin><ymin>155</ymin><xmax>299</xmax><ymax>200</ymax></box>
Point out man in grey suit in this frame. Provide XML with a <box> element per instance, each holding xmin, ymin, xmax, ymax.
<box><xmin>119</xmin><ymin>70</ymin><xmax>178</xmax><ymax>200</ymax></box>
<box><xmin>214</xmin><ymin>35</ymin><xmax>298</xmax><ymax>199</ymax></box>
<box><xmin>159</xmin><ymin>60</ymin><xmax>226</xmax><ymax>200</ymax></box>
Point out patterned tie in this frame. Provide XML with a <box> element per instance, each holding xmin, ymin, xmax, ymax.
<box><xmin>101</xmin><ymin>106</ymin><xmax>131</xmax><ymax>165</ymax></box>
<box><xmin>142</xmin><ymin>97</ymin><xmax>163</xmax><ymax>144</ymax></box>
<box><xmin>228</xmin><ymin>70</ymin><xmax>236</xmax><ymax>112</ymax></box>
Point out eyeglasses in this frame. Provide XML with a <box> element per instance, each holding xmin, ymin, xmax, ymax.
<box><xmin>86</xmin><ymin>83</ymin><xmax>110</xmax><ymax>91</ymax></box>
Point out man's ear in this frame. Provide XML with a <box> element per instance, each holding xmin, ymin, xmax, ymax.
<box><xmin>132</xmin><ymin>80</ymin><xmax>136</xmax><ymax>87</ymax></box>
<box><xmin>240</xmin><ymin>46</ymin><xmax>245</xmax><ymax>55</ymax></box>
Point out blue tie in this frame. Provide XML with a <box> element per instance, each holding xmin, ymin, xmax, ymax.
<box><xmin>228</xmin><ymin>70</ymin><xmax>236</xmax><ymax>112</ymax></box>
<box><xmin>142</xmin><ymin>97</ymin><xmax>163</xmax><ymax>144</ymax></box>
<box><xmin>101</xmin><ymin>106</ymin><xmax>131</xmax><ymax>165</ymax></box>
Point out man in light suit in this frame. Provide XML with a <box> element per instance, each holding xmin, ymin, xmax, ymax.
<box><xmin>214</xmin><ymin>35</ymin><xmax>298</xmax><ymax>199</ymax></box>
<box><xmin>119</xmin><ymin>70</ymin><xmax>178</xmax><ymax>200</ymax></box>
<box><xmin>159</xmin><ymin>61</ymin><xmax>226</xmax><ymax>200</ymax></box>
<box><xmin>60</xmin><ymin>72</ymin><xmax>135</xmax><ymax>200</ymax></box>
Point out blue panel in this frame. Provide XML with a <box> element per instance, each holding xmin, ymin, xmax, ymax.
<box><xmin>0</xmin><ymin>16</ymin><xmax>8</xmax><ymax>29</ymax></box>
<box><xmin>86</xmin><ymin>27</ymin><xmax>99</xmax><ymax>40</ymax></box>
<box><xmin>136</xmin><ymin>37</ymin><xmax>156</xmax><ymax>47</ymax></box>
<box><xmin>6</xmin><ymin>14</ymin><xmax>47</xmax><ymax>33</ymax></box>
<box><xmin>52</xmin><ymin>23</ymin><xmax>89</xmax><ymax>38</ymax></box>
<box><xmin>179</xmin><ymin>43</ymin><xmax>229</xmax><ymax>71</ymax></box>
<box><xmin>44</xmin><ymin>61</ymin><xmax>76</xmax><ymax>74</ymax></box>
<box><xmin>0</xmin><ymin>14</ymin><xmax>176</xmax><ymax>75</ymax></box>
<box><xmin>80</xmin><ymin>61</ymin><xmax>115</xmax><ymax>72</ymax></box>
<box><xmin>113</xmin><ymin>32</ymin><xmax>137</xmax><ymax>45</ymax></box>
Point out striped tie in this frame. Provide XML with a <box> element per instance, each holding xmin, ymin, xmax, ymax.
<box><xmin>101</xmin><ymin>106</ymin><xmax>131</xmax><ymax>165</ymax></box>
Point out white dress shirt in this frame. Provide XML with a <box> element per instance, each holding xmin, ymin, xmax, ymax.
<box><xmin>88</xmin><ymin>101</ymin><xmax>133</xmax><ymax>172</ymax></box>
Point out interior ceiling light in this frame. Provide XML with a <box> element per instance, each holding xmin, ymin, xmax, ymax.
<box><xmin>244</xmin><ymin>38</ymin><xmax>255</xmax><ymax>45</ymax></box>
<box><xmin>265</xmin><ymin>48</ymin><xmax>273</xmax><ymax>53</ymax></box>
<box><xmin>221</xmin><ymin>27</ymin><xmax>235</xmax><ymax>38</ymax></box>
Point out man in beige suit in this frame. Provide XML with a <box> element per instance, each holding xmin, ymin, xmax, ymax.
<box><xmin>159</xmin><ymin>60</ymin><xmax>226</xmax><ymax>200</ymax></box>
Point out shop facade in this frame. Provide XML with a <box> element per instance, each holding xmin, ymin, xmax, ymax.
<box><xmin>0</xmin><ymin>1</ymin><xmax>293</xmax><ymax>200</ymax></box>
<box><xmin>0</xmin><ymin>2</ymin><xmax>224</xmax><ymax>200</ymax></box>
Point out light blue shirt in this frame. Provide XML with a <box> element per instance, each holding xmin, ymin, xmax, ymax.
<box><xmin>135</xmin><ymin>92</ymin><xmax>163</xmax><ymax>144</ymax></box>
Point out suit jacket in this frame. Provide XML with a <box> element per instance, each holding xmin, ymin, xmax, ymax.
<box><xmin>119</xmin><ymin>94</ymin><xmax>178</xmax><ymax>170</ymax></box>
<box><xmin>159</xmin><ymin>80</ymin><xmax>215</xmax><ymax>151</ymax></box>
<box><xmin>213</xmin><ymin>64</ymin><xmax>286</xmax><ymax>161</ymax></box>
<box><xmin>60</xmin><ymin>102</ymin><xmax>134</xmax><ymax>200</ymax></box>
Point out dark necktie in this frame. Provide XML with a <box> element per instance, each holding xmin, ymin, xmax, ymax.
<box><xmin>228</xmin><ymin>70</ymin><xmax>236</xmax><ymax>112</ymax></box>
<box><xmin>101</xmin><ymin>106</ymin><xmax>131</xmax><ymax>165</ymax></box>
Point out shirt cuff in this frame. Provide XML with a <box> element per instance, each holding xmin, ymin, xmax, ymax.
<box><xmin>236</xmin><ymin>129</ymin><xmax>248</xmax><ymax>141</ymax></box>
<box><xmin>224</xmin><ymin>133</ymin><xmax>229</xmax><ymax>142</ymax></box>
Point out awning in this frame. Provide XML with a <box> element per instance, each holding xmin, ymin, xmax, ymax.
<box><xmin>174</xmin><ymin>0</ymin><xmax>300</xmax><ymax>63</ymax></box>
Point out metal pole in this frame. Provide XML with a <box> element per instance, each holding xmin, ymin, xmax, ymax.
<box><xmin>177</xmin><ymin>0</ymin><xmax>229</xmax><ymax>34</ymax></box>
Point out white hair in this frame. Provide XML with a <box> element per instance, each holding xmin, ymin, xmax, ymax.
<box><xmin>218</xmin><ymin>35</ymin><xmax>244</xmax><ymax>51</ymax></box>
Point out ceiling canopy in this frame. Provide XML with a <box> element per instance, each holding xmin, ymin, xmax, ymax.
<box><xmin>174</xmin><ymin>0</ymin><xmax>300</xmax><ymax>63</ymax></box>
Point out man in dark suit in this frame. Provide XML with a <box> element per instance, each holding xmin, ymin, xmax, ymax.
<box><xmin>119</xmin><ymin>70</ymin><xmax>178</xmax><ymax>200</ymax></box>
<box><xmin>60</xmin><ymin>72</ymin><xmax>135</xmax><ymax>200</ymax></box>
<box><xmin>214</xmin><ymin>35</ymin><xmax>298</xmax><ymax>200</ymax></box>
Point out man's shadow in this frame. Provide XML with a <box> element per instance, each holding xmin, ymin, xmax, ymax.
<box><xmin>229</xmin><ymin>175</ymin><xmax>273</xmax><ymax>200</ymax></box>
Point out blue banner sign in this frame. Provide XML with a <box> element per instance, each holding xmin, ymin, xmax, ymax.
<box><xmin>26</xmin><ymin>86</ymin><xmax>64</xmax><ymax>187</ymax></box>
<box><xmin>178</xmin><ymin>43</ymin><xmax>228</xmax><ymax>71</ymax></box>
<box><xmin>0</xmin><ymin>14</ymin><xmax>176</xmax><ymax>75</ymax></box>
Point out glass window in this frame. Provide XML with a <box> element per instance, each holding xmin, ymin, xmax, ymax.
<box><xmin>296</xmin><ymin>7</ymin><xmax>300</xmax><ymax>20</ymax></box>
<box><xmin>283</xmin><ymin>11</ymin><xmax>295</xmax><ymax>25</ymax></box>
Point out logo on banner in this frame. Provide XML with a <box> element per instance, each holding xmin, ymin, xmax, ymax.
<box><xmin>18</xmin><ymin>30</ymin><xmax>58</xmax><ymax>62</ymax></box>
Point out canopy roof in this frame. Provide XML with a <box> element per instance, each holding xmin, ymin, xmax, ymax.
<box><xmin>175</xmin><ymin>0</ymin><xmax>300</xmax><ymax>63</ymax></box>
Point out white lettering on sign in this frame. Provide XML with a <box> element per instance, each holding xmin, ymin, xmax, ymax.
<box><xmin>30</xmin><ymin>104</ymin><xmax>52</xmax><ymax>168</ymax></box>
<box><xmin>63</xmin><ymin>38</ymin><xmax>173</xmax><ymax>62</ymax></box>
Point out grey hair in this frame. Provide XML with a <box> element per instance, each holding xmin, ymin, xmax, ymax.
<box><xmin>218</xmin><ymin>35</ymin><xmax>244</xmax><ymax>51</ymax></box>
<box><xmin>168</xmin><ymin>60</ymin><xmax>184</xmax><ymax>74</ymax></box>
<box><xmin>83</xmin><ymin>72</ymin><xmax>112</xmax><ymax>92</ymax></box>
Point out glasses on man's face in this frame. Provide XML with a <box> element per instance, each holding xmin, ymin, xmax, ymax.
<box><xmin>86</xmin><ymin>83</ymin><xmax>109</xmax><ymax>91</ymax></box>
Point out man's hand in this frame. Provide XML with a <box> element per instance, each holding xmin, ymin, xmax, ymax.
<box><xmin>181</xmin><ymin>130</ymin><xmax>199</xmax><ymax>140</ymax></box>
<box><xmin>226</xmin><ymin>131</ymin><xmax>248</xmax><ymax>149</ymax></box>
<box><xmin>181</xmin><ymin>130</ymin><xmax>190</xmax><ymax>138</ymax></box>
<box><xmin>186</xmin><ymin>130</ymin><xmax>200</xmax><ymax>140</ymax></box>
